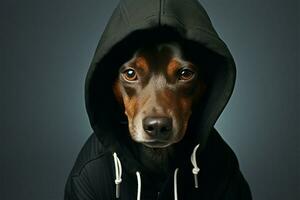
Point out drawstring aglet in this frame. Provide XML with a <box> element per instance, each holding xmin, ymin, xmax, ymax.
<box><xmin>192</xmin><ymin>168</ymin><xmax>200</xmax><ymax>188</ymax></box>
<box><xmin>115</xmin><ymin>178</ymin><xmax>122</xmax><ymax>198</ymax></box>
<box><xmin>191</xmin><ymin>144</ymin><xmax>200</xmax><ymax>189</ymax></box>
<box><xmin>113</xmin><ymin>152</ymin><xmax>122</xmax><ymax>199</ymax></box>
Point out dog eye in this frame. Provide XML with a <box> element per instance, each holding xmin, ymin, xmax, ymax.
<box><xmin>178</xmin><ymin>68</ymin><xmax>195</xmax><ymax>81</ymax></box>
<box><xmin>122</xmin><ymin>69</ymin><xmax>138</xmax><ymax>81</ymax></box>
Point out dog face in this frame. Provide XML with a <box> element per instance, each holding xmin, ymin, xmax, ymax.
<box><xmin>113</xmin><ymin>43</ymin><xmax>206</xmax><ymax>148</ymax></box>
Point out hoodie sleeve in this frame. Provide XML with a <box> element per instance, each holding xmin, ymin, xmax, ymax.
<box><xmin>222</xmin><ymin>168</ymin><xmax>252</xmax><ymax>200</ymax></box>
<box><xmin>64</xmin><ymin>133</ymin><xmax>116</xmax><ymax>200</ymax></box>
<box><xmin>64</xmin><ymin>170</ymin><xmax>97</xmax><ymax>200</ymax></box>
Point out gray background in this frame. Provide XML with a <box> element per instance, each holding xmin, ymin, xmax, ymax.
<box><xmin>1</xmin><ymin>0</ymin><xmax>299</xmax><ymax>199</ymax></box>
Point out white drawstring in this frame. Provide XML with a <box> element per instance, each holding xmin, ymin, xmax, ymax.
<box><xmin>113</xmin><ymin>145</ymin><xmax>200</xmax><ymax>199</ymax></box>
<box><xmin>135</xmin><ymin>169</ymin><xmax>179</xmax><ymax>200</ymax></box>
<box><xmin>113</xmin><ymin>152</ymin><xmax>122</xmax><ymax>198</ymax></box>
<box><xmin>190</xmin><ymin>144</ymin><xmax>200</xmax><ymax>188</ymax></box>
<box><xmin>136</xmin><ymin>171</ymin><xmax>141</xmax><ymax>200</ymax></box>
<box><xmin>174</xmin><ymin>168</ymin><xmax>179</xmax><ymax>200</ymax></box>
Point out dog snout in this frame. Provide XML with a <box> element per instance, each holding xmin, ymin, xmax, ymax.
<box><xmin>142</xmin><ymin>116</ymin><xmax>172</xmax><ymax>139</ymax></box>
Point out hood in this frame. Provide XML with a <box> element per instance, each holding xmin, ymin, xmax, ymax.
<box><xmin>85</xmin><ymin>0</ymin><xmax>236</xmax><ymax>174</ymax></box>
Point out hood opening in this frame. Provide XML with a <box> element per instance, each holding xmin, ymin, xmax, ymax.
<box><xmin>85</xmin><ymin>26</ymin><xmax>228</xmax><ymax>152</ymax></box>
<box><xmin>84</xmin><ymin>25</ymin><xmax>234</xmax><ymax>176</ymax></box>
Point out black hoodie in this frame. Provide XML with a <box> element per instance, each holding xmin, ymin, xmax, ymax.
<box><xmin>64</xmin><ymin>0</ymin><xmax>252</xmax><ymax>199</ymax></box>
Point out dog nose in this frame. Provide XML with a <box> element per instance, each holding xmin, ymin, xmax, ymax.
<box><xmin>143</xmin><ymin>117</ymin><xmax>172</xmax><ymax>138</ymax></box>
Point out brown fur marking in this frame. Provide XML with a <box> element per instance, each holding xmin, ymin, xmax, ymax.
<box><xmin>167</xmin><ymin>58</ymin><xmax>181</xmax><ymax>77</ymax></box>
<box><xmin>113</xmin><ymin>81</ymin><xmax>123</xmax><ymax>106</ymax></box>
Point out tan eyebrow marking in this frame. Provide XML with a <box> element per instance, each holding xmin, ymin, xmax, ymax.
<box><xmin>134</xmin><ymin>56</ymin><xmax>149</xmax><ymax>73</ymax></box>
<box><xmin>167</xmin><ymin>58</ymin><xmax>181</xmax><ymax>77</ymax></box>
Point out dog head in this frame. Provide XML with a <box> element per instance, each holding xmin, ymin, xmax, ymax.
<box><xmin>113</xmin><ymin>42</ymin><xmax>206</xmax><ymax>148</ymax></box>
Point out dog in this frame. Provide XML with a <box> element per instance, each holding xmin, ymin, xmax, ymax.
<box><xmin>113</xmin><ymin>42</ymin><xmax>207</xmax><ymax>176</ymax></box>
